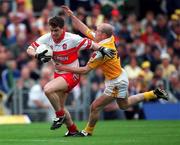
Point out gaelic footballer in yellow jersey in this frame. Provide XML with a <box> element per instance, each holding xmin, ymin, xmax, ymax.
<box><xmin>59</xmin><ymin>5</ymin><xmax>169</xmax><ymax>137</ymax></box>
<box><xmin>86</xmin><ymin>29</ymin><xmax>122</xmax><ymax>80</ymax></box>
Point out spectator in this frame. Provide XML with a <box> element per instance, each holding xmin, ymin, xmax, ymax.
<box><xmin>86</xmin><ymin>4</ymin><xmax>104</xmax><ymax>29</ymax></box>
<box><xmin>27</xmin><ymin>59</ymin><xmax>40</xmax><ymax>81</ymax></box>
<box><xmin>0</xmin><ymin>45</ymin><xmax>7</xmax><ymax>92</ymax></box>
<box><xmin>139</xmin><ymin>45</ymin><xmax>154</xmax><ymax>67</ymax></box>
<box><xmin>154</xmin><ymin>14</ymin><xmax>170</xmax><ymax>38</ymax></box>
<box><xmin>127</xmin><ymin>13</ymin><xmax>138</xmax><ymax>32</ymax></box>
<box><xmin>171</xmin><ymin>55</ymin><xmax>180</xmax><ymax>74</ymax></box>
<box><xmin>8</xmin><ymin>32</ymin><xmax>28</xmax><ymax>58</ymax></box>
<box><xmin>156</xmin><ymin>37</ymin><xmax>168</xmax><ymax>54</ymax></box>
<box><xmin>167</xmin><ymin>22</ymin><xmax>180</xmax><ymax>46</ymax></box>
<box><xmin>0</xmin><ymin>1</ymin><xmax>11</xmax><ymax>17</ymax></box>
<box><xmin>158</xmin><ymin>53</ymin><xmax>176</xmax><ymax>78</ymax></box>
<box><xmin>6</xmin><ymin>12</ymin><xmax>27</xmax><ymax>46</ymax></box>
<box><xmin>141</xmin><ymin>61</ymin><xmax>153</xmax><ymax>84</ymax></box>
<box><xmin>124</xmin><ymin>57</ymin><xmax>142</xmax><ymax>80</ymax></box>
<box><xmin>119</xmin><ymin>22</ymin><xmax>132</xmax><ymax>43</ymax></box>
<box><xmin>168</xmin><ymin>72</ymin><xmax>180</xmax><ymax>101</ymax></box>
<box><xmin>35</xmin><ymin>8</ymin><xmax>50</xmax><ymax>35</ymax></box>
<box><xmin>110</xmin><ymin>9</ymin><xmax>122</xmax><ymax>39</ymax></box>
<box><xmin>17</xmin><ymin>66</ymin><xmax>35</xmax><ymax>109</ymax></box>
<box><xmin>172</xmin><ymin>39</ymin><xmax>180</xmax><ymax>57</ymax></box>
<box><xmin>28</xmin><ymin>77</ymin><xmax>52</xmax><ymax>121</ymax></box>
<box><xmin>1</xmin><ymin>60</ymin><xmax>20</xmax><ymax>94</ymax></box>
<box><xmin>141</xmin><ymin>11</ymin><xmax>156</xmax><ymax>29</ymax></box>
<box><xmin>151</xmin><ymin>47</ymin><xmax>161</xmax><ymax>71</ymax></box>
<box><xmin>148</xmin><ymin>64</ymin><xmax>168</xmax><ymax>103</ymax></box>
<box><xmin>123</xmin><ymin>46</ymin><xmax>142</xmax><ymax>67</ymax></box>
<box><xmin>141</xmin><ymin>24</ymin><xmax>160</xmax><ymax>45</ymax></box>
<box><xmin>132</xmin><ymin>36</ymin><xmax>145</xmax><ymax>57</ymax></box>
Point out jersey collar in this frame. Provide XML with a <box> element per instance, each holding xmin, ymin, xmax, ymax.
<box><xmin>98</xmin><ymin>36</ymin><xmax>114</xmax><ymax>45</ymax></box>
<box><xmin>52</xmin><ymin>30</ymin><xmax>65</xmax><ymax>44</ymax></box>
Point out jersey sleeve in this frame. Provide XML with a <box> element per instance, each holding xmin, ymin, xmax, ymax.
<box><xmin>72</xmin><ymin>34</ymin><xmax>93</xmax><ymax>51</ymax></box>
<box><xmin>87</xmin><ymin>51</ymin><xmax>105</xmax><ymax>69</ymax></box>
<box><xmin>30</xmin><ymin>33</ymin><xmax>50</xmax><ymax>48</ymax></box>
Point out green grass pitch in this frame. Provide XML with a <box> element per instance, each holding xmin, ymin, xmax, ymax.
<box><xmin>0</xmin><ymin>120</ymin><xmax>180</xmax><ymax>145</ymax></box>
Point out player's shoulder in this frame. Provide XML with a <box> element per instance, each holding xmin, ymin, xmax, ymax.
<box><xmin>37</xmin><ymin>33</ymin><xmax>51</xmax><ymax>41</ymax></box>
<box><xmin>65</xmin><ymin>32</ymin><xmax>83</xmax><ymax>39</ymax></box>
<box><xmin>40</xmin><ymin>33</ymin><xmax>51</xmax><ymax>38</ymax></box>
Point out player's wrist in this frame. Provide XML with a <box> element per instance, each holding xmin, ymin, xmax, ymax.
<box><xmin>99</xmin><ymin>46</ymin><xmax>105</xmax><ymax>52</ymax></box>
<box><xmin>70</xmin><ymin>13</ymin><xmax>75</xmax><ymax>18</ymax></box>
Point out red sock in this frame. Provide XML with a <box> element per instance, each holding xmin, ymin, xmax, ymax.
<box><xmin>55</xmin><ymin>109</ymin><xmax>65</xmax><ymax>117</ymax></box>
<box><xmin>68</xmin><ymin>124</ymin><xmax>78</xmax><ymax>133</ymax></box>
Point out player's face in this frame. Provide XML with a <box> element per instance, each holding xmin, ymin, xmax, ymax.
<box><xmin>95</xmin><ymin>25</ymin><xmax>103</xmax><ymax>42</ymax></box>
<box><xmin>50</xmin><ymin>26</ymin><xmax>63</xmax><ymax>40</ymax></box>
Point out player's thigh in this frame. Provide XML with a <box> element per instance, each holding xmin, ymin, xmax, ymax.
<box><xmin>91</xmin><ymin>94</ymin><xmax>115</xmax><ymax>111</ymax></box>
<box><xmin>44</xmin><ymin>76</ymin><xmax>68</xmax><ymax>93</ymax></box>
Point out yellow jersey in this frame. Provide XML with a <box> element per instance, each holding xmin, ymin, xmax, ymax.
<box><xmin>86</xmin><ymin>29</ymin><xmax>123</xmax><ymax>80</ymax></box>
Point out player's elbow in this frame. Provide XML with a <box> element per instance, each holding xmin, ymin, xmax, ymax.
<box><xmin>27</xmin><ymin>46</ymin><xmax>32</xmax><ymax>53</ymax></box>
<box><xmin>27</xmin><ymin>46</ymin><xmax>36</xmax><ymax>57</ymax></box>
<box><xmin>26</xmin><ymin>47</ymin><xmax>30</xmax><ymax>54</ymax></box>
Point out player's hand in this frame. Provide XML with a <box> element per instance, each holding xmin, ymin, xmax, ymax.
<box><xmin>99</xmin><ymin>47</ymin><xmax>116</xmax><ymax>59</ymax></box>
<box><xmin>40</xmin><ymin>56</ymin><xmax>52</xmax><ymax>63</ymax></box>
<box><xmin>61</xmin><ymin>5</ymin><xmax>73</xmax><ymax>16</ymax></box>
<box><xmin>35</xmin><ymin>50</ymin><xmax>51</xmax><ymax>63</ymax></box>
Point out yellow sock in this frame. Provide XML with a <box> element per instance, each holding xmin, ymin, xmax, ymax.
<box><xmin>144</xmin><ymin>91</ymin><xmax>156</xmax><ymax>101</ymax></box>
<box><xmin>84</xmin><ymin>123</ymin><xmax>95</xmax><ymax>134</ymax></box>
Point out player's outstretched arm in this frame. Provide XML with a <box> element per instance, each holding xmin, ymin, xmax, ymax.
<box><xmin>91</xmin><ymin>42</ymin><xmax>116</xmax><ymax>59</ymax></box>
<box><xmin>56</xmin><ymin>64</ymin><xmax>92</xmax><ymax>74</ymax></box>
<box><xmin>61</xmin><ymin>5</ymin><xmax>90</xmax><ymax>37</ymax></box>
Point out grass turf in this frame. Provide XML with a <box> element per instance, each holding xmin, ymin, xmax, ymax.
<box><xmin>0</xmin><ymin>120</ymin><xmax>179</xmax><ymax>145</ymax></box>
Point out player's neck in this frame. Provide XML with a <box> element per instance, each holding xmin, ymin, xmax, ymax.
<box><xmin>52</xmin><ymin>30</ymin><xmax>65</xmax><ymax>44</ymax></box>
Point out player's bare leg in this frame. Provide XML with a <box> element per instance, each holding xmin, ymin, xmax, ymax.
<box><xmin>56</xmin><ymin>92</ymin><xmax>79</xmax><ymax>136</ymax></box>
<box><xmin>116</xmin><ymin>88</ymin><xmax>168</xmax><ymax>110</ymax></box>
<box><xmin>44</xmin><ymin>77</ymin><xmax>68</xmax><ymax>130</ymax></box>
<box><xmin>116</xmin><ymin>93</ymin><xmax>144</xmax><ymax>110</ymax></box>
<box><xmin>77</xmin><ymin>88</ymin><xmax>168</xmax><ymax>137</ymax></box>
<box><xmin>78</xmin><ymin>94</ymin><xmax>114</xmax><ymax>136</ymax></box>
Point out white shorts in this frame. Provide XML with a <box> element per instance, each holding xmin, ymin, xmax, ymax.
<box><xmin>104</xmin><ymin>69</ymin><xmax>129</xmax><ymax>98</ymax></box>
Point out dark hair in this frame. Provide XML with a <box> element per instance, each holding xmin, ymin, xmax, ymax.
<box><xmin>48</xmin><ymin>16</ymin><xmax>64</xmax><ymax>28</ymax></box>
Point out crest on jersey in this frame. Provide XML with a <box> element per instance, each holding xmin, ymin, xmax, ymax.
<box><xmin>50</xmin><ymin>45</ymin><xmax>53</xmax><ymax>49</ymax></box>
<box><xmin>62</xmin><ymin>43</ymin><xmax>67</xmax><ymax>50</ymax></box>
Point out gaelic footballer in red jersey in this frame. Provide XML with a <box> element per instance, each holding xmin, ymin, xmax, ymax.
<box><xmin>27</xmin><ymin>16</ymin><xmax>115</xmax><ymax>136</ymax></box>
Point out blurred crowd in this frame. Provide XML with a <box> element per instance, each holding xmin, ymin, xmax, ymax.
<box><xmin>0</xmin><ymin>0</ymin><xmax>179</xmax><ymax>121</ymax></box>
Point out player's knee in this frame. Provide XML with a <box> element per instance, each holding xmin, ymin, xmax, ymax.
<box><xmin>116</xmin><ymin>99</ymin><xmax>129</xmax><ymax>110</ymax></box>
<box><xmin>90</xmin><ymin>102</ymin><xmax>99</xmax><ymax>113</ymax></box>
<box><xmin>44</xmin><ymin>85</ymin><xmax>53</xmax><ymax>96</ymax></box>
<box><xmin>90</xmin><ymin>104</ymin><xmax>96</xmax><ymax>113</ymax></box>
<box><xmin>118</xmin><ymin>104</ymin><xmax>129</xmax><ymax>110</ymax></box>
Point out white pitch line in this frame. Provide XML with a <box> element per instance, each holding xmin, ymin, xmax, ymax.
<box><xmin>0</xmin><ymin>139</ymin><xmax>69</xmax><ymax>143</ymax></box>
